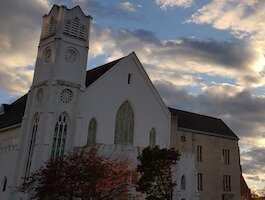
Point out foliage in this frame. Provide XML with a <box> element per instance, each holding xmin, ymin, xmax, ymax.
<box><xmin>136</xmin><ymin>146</ymin><xmax>180</xmax><ymax>200</ymax></box>
<box><xmin>251</xmin><ymin>191</ymin><xmax>265</xmax><ymax>200</ymax></box>
<box><xmin>18</xmin><ymin>145</ymin><xmax>137</xmax><ymax>200</ymax></box>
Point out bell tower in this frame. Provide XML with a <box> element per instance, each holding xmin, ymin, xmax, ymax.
<box><xmin>33</xmin><ymin>5</ymin><xmax>92</xmax><ymax>86</ymax></box>
<box><xmin>10</xmin><ymin>5</ymin><xmax>92</xmax><ymax>199</ymax></box>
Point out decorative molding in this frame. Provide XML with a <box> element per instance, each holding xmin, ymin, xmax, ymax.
<box><xmin>0</xmin><ymin>123</ymin><xmax>21</xmax><ymax>133</ymax></box>
<box><xmin>32</xmin><ymin>80</ymin><xmax>48</xmax><ymax>89</ymax></box>
<box><xmin>56</xmin><ymin>79</ymin><xmax>81</xmax><ymax>88</ymax></box>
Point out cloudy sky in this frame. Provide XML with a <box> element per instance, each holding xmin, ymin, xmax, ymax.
<box><xmin>0</xmin><ymin>0</ymin><xmax>265</xmax><ymax>194</ymax></box>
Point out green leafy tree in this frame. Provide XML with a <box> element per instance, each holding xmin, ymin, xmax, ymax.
<box><xmin>136</xmin><ymin>146</ymin><xmax>180</xmax><ymax>200</ymax></box>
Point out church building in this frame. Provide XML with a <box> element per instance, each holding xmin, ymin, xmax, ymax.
<box><xmin>0</xmin><ymin>5</ymin><xmax>240</xmax><ymax>200</ymax></box>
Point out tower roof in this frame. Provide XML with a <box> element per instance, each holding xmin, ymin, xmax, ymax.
<box><xmin>43</xmin><ymin>4</ymin><xmax>92</xmax><ymax>19</ymax></box>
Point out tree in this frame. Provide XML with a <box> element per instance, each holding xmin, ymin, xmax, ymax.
<box><xmin>136</xmin><ymin>146</ymin><xmax>180</xmax><ymax>200</ymax></box>
<box><xmin>18</xmin><ymin>145</ymin><xmax>137</xmax><ymax>200</ymax></box>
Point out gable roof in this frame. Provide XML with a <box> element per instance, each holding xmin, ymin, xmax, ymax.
<box><xmin>168</xmin><ymin>107</ymin><xmax>238</xmax><ymax>140</ymax></box>
<box><xmin>0</xmin><ymin>94</ymin><xmax>27</xmax><ymax>130</ymax></box>
<box><xmin>85</xmin><ymin>57</ymin><xmax>123</xmax><ymax>87</ymax></box>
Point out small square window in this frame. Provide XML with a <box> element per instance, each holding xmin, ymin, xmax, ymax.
<box><xmin>197</xmin><ymin>173</ymin><xmax>203</xmax><ymax>191</ymax></box>
<box><xmin>128</xmin><ymin>73</ymin><xmax>132</xmax><ymax>84</ymax></box>
<box><xmin>197</xmin><ymin>145</ymin><xmax>202</xmax><ymax>162</ymax></box>
<box><xmin>222</xmin><ymin>149</ymin><xmax>230</xmax><ymax>165</ymax></box>
<box><xmin>223</xmin><ymin>175</ymin><xmax>231</xmax><ymax>191</ymax></box>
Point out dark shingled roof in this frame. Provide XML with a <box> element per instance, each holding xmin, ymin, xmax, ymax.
<box><xmin>0</xmin><ymin>94</ymin><xmax>28</xmax><ymax>130</ymax></box>
<box><xmin>85</xmin><ymin>57</ymin><xmax>123</xmax><ymax>87</ymax></box>
<box><xmin>168</xmin><ymin>107</ymin><xmax>238</xmax><ymax>139</ymax></box>
<box><xmin>0</xmin><ymin>58</ymin><xmax>123</xmax><ymax>131</ymax></box>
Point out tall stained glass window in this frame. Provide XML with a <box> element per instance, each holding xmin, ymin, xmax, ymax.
<box><xmin>149</xmin><ymin>128</ymin><xmax>156</xmax><ymax>148</ymax></box>
<box><xmin>87</xmin><ymin>118</ymin><xmax>97</xmax><ymax>146</ymax></box>
<box><xmin>25</xmin><ymin>114</ymin><xmax>39</xmax><ymax>178</ymax></box>
<box><xmin>114</xmin><ymin>101</ymin><xmax>134</xmax><ymax>145</ymax></box>
<box><xmin>51</xmin><ymin>113</ymin><xmax>68</xmax><ymax>159</ymax></box>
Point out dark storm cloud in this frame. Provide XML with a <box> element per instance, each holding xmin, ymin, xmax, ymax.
<box><xmin>0</xmin><ymin>0</ymin><xmax>48</xmax><ymax>94</ymax></box>
<box><xmin>105</xmin><ymin>28</ymin><xmax>261</xmax><ymax>77</ymax></box>
<box><xmin>241</xmin><ymin>147</ymin><xmax>265</xmax><ymax>182</ymax></box>
<box><xmin>178</xmin><ymin>38</ymin><xmax>257</xmax><ymax>70</ymax></box>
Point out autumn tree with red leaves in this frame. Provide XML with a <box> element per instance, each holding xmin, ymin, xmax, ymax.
<box><xmin>18</xmin><ymin>145</ymin><xmax>137</xmax><ymax>200</ymax></box>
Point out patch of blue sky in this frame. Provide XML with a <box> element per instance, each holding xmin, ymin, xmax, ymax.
<box><xmin>185</xmin><ymin>85</ymin><xmax>202</xmax><ymax>94</ymax></box>
<box><xmin>24</xmin><ymin>65</ymin><xmax>35</xmax><ymax>71</ymax></box>
<box><xmin>0</xmin><ymin>89</ymin><xmax>19</xmax><ymax>104</ymax></box>
<box><xmin>92</xmin><ymin>0</ymin><xmax>234</xmax><ymax>42</ymax></box>
<box><xmin>87</xmin><ymin>54</ymin><xmax>111</xmax><ymax>70</ymax></box>
<box><xmin>200</xmin><ymin>74</ymin><xmax>237</xmax><ymax>86</ymax></box>
<box><xmin>249</xmin><ymin>87</ymin><xmax>265</xmax><ymax>97</ymax></box>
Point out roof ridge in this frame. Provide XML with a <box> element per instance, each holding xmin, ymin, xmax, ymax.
<box><xmin>85</xmin><ymin>57</ymin><xmax>125</xmax><ymax>88</ymax></box>
<box><xmin>86</xmin><ymin>57</ymin><xmax>124</xmax><ymax>72</ymax></box>
<box><xmin>168</xmin><ymin>107</ymin><xmax>222</xmax><ymax>121</ymax></box>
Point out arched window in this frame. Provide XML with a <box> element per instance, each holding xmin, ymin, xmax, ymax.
<box><xmin>87</xmin><ymin>118</ymin><xmax>97</xmax><ymax>146</ymax></box>
<box><xmin>64</xmin><ymin>20</ymin><xmax>71</xmax><ymax>34</ymax></box>
<box><xmin>47</xmin><ymin>17</ymin><xmax>57</xmax><ymax>36</ymax></box>
<box><xmin>181</xmin><ymin>175</ymin><xmax>186</xmax><ymax>190</ymax></box>
<box><xmin>79</xmin><ymin>25</ymin><xmax>86</xmax><ymax>39</ymax></box>
<box><xmin>114</xmin><ymin>101</ymin><xmax>134</xmax><ymax>145</ymax></box>
<box><xmin>51</xmin><ymin>113</ymin><xmax>68</xmax><ymax>159</ymax></box>
<box><xmin>25</xmin><ymin>114</ymin><xmax>39</xmax><ymax>178</ymax></box>
<box><xmin>70</xmin><ymin>17</ymin><xmax>79</xmax><ymax>37</ymax></box>
<box><xmin>2</xmin><ymin>176</ymin><xmax>7</xmax><ymax>192</ymax></box>
<box><xmin>149</xmin><ymin>128</ymin><xmax>156</xmax><ymax>148</ymax></box>
<box><xmin>44</xmin><ymin>16</ymin><xmax>57</xmax><ymax>38</ymax></box>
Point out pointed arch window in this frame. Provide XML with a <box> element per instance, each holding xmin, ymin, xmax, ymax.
<box><xmin>87</xmin><ymin>118</ymin><xmax>97</xmax><ymax>146</ymax></box>
<box><xmin>181</xmin><ymin>175</ymin><xmax>186</xmax><ymax>190</ymax></box>
<box><xmin>79</xmin><ymin>25</ymin><xmax>86</xmax><ymax>39</ymax></box>
<box><xmin>149</xmin><ymin>128</ymin><xmax>156</xmax><ymax>148</ymax></box>
<box><xmin>70</xmin><ymin>17</ymin><xmax>79</xmax><ymax>37</ymax></box>
<box><xmin>51</xmin><ymin>113</ymin><xmax>68</xmax><ymax>159</ymax></box>
<box><xmin>2</xmin><ymin>176</ymin><xmax>7</xmax><ymax>192</ymax></box>
<box><xmin>44</xmin><ymin>16</ymin><xmax>57</xmax><ymax>38</ymax></box>
<box><xmin>64</xmin><ymin>19</ymin><xmax>71</xmax><ymax>34</ymax></box>
<box><xmin>25</xmin><ymin>114</ymin><xmax>39</xmax><ymax>178</ymax></box>
<box><xmin>114</xmin><ymin>101</ymin><xmax>134</xmax><ymax>145</ymax></box>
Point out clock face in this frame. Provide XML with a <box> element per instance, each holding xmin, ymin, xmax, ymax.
<box><xmin>65</xmin><ymin>49</ymin><xmax>77</xmax><ymax>63</ymax></box>
<box><xmin>44</xmin><ymin>49</ymin><xmax>51</xmax><ymax>62</ymax></box>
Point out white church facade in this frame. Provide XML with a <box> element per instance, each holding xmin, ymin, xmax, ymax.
<box><xmin>0</xmin><ymin>5</ymin><xmax>240</xmax><ymax>200</ymax></box>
